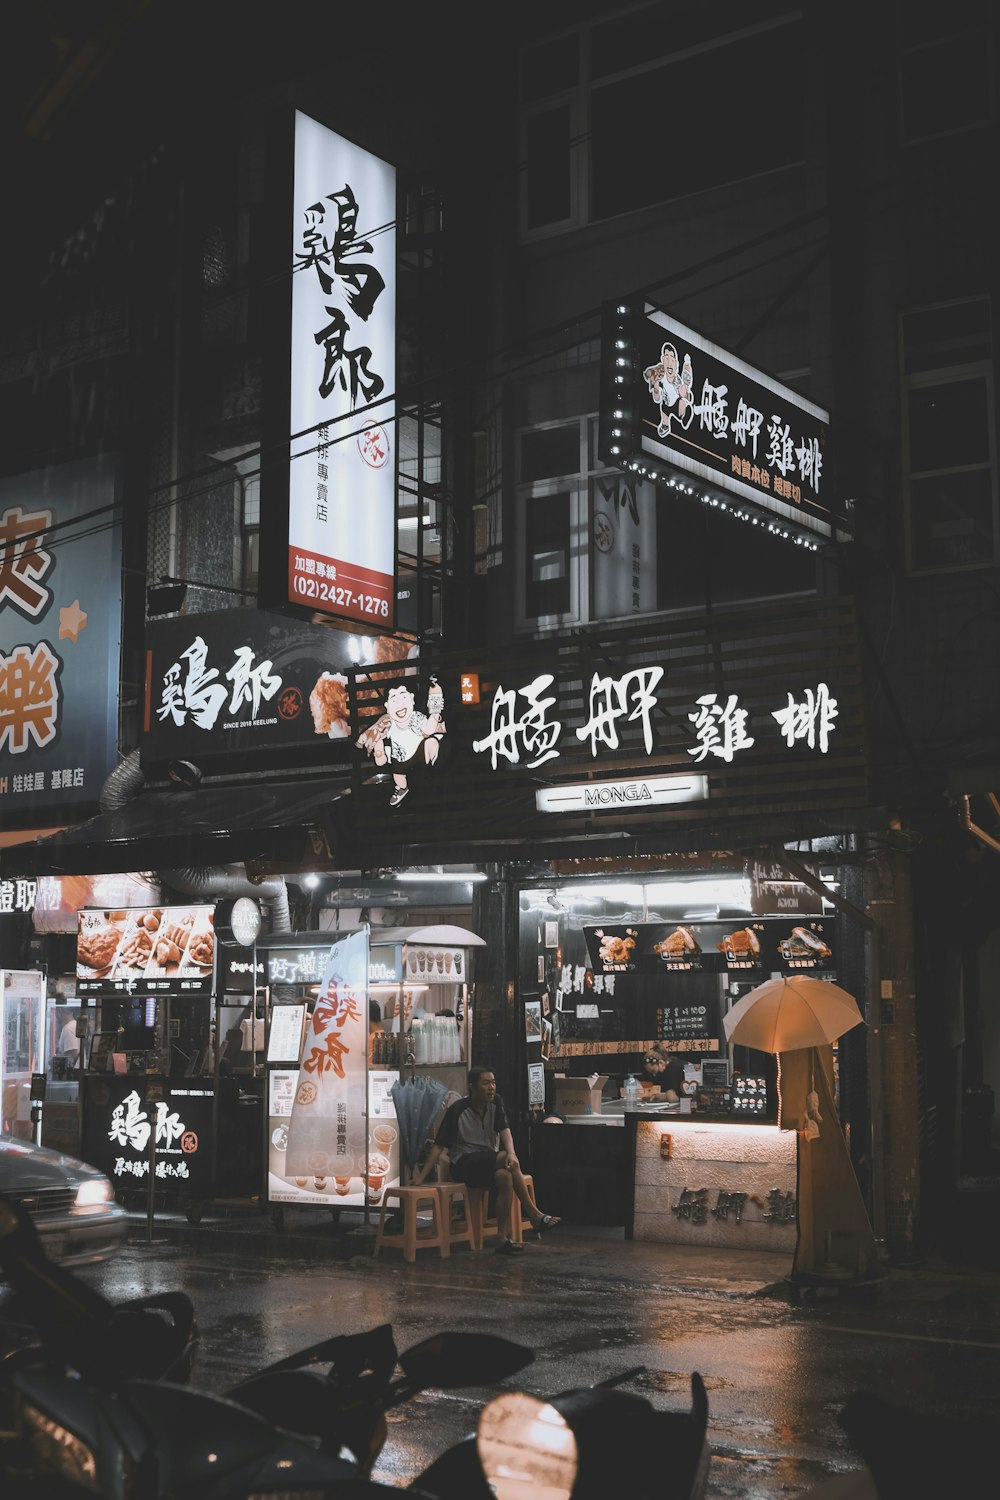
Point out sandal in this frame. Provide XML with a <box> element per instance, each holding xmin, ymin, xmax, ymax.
<box><xmin>534</xmin><ymin>1214</ymin><xmax>562</xmax><ymax>1234</ymax></box>
<box><xmin>495</xmin><ymin>1239</ymin><xmax>524</xmax><ymax>1255</ymax></box>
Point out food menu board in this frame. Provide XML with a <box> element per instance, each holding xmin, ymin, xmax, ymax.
<box><xmin>585</xmin><ymin>917</ymin><xmax>835</xmax><ymax>976</ymax></box>
<box><xmin>77</xmin><ymin>905</ymin><xmax>216</xmax><ymax>996</ymax></box>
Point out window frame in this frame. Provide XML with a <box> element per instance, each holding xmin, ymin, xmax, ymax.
<box><xmin>900</xmin><ymin>298</ymin><xmax>998</xmax><ymax>576</ymax></box>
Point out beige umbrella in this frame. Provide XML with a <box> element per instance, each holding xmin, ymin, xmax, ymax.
<box><xmin>722</xmin><ymin>975</ymin><xmax>864</xmax><ymax>1053</ymax></box>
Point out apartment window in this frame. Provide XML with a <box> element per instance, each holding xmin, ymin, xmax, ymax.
<box><xmin>516</xmin><ymin>413</ymin><xmax>809</xmax><ymax>628</ymax></box>
<box><xmin>519</xmin><ymin>4</ymin><xmax>803</xmax><ymax>238</ymax></box>
<box><xmin>901</xmin><ymin>298</ymin><xmax>997</xmax><ymax>573</ymax></box>
<box><xmin>899</xmin><ymin>3</ymin><xmax>994</xmax><ymax>144</ymax></box>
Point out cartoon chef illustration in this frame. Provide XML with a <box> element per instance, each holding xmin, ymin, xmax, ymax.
<box><xmin>643</xmin><ymin>340</ymin><xmax>694</xmax><ymax>438</ymax></box>
<box><xmin>356</xmin><ymin>675</ymin><xmax>445</xmax><ymax>808</ymax></box>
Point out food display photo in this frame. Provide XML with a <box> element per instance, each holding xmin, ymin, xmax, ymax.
<box><xmin>77</xmin><ymin>904</ymin><xmax>217</xmax><ymax>993</ymax></box>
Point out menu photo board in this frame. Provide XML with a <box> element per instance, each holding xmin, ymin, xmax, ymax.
<box><xmin>77</xmin><ymin>905</ymin><xmax>216</xmax><ymax>996</ymax></box>
<box><xmin>586</xmin><ymin>917</ymin><xmax>835</xmax><ymax>976</ymax></box>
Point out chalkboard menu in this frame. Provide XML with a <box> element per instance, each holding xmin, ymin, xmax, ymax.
<box><xmin>656</xmin><ymin>996</ymin><xmax>721</xmax><ymax>1051</ymax></box>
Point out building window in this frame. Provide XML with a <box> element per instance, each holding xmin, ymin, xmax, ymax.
<box><xmin>898</xmin><ymin>3</ymin><xmax>994</xmax><ymax>145</ymax></box>
<box><xmin>901</xmin><ymin>297</ymin><xmax>997</xmax><ymax>574</ymax></box>
<box><xmin>519</xmin><ymin>3</ymin><xmax>802</xmax><ymax>238</ymax></box>
<box><xmin>516</xmin><ymin>412</ymin><xmax>810</xmax><ymax>629</ymax></box>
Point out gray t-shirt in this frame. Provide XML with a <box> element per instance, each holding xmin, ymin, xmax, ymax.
<box><xmin>435</xmin><ymin>1094</ymin><xmax>510</xmax><ymax>1163</ymax></box>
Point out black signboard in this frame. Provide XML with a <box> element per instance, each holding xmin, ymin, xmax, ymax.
<box><xmin>599</xmin><ymin>298</ymin><xmax>850</xmax><ymax>546</ymax></box>
<box><xmin>747</xmin><ymin>855</ymin><xmax>825</xmax><ymax>916</ymax></box>
<box><xmin>219</xmin><ymin>948</ymin><xmax>265</xmax><ymax>994</ymax></box>
<box><xmin>656</xmin><ymin>997</ymin><xmax>721</xmax><ymax>1051</ymax></box>
<box><xmin>82</xmin><ymin>1076</ymin><xmax>214</xmax><ymax>1197</ymax></box>
<box><xmin>142</xmin><ymin>607</ymin><xmax>392</xmax><ymax>772</ymax></box>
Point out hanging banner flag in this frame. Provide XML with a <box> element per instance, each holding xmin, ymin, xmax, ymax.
<box><xmin>284</xmin><ymin>927</ymin><xmax>369</xmax><ymax>1183</ymax></box>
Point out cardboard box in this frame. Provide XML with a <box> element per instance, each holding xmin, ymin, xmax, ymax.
<box><xmin>554</xmin><ymin>1074</ymin><xmax>609</xmax><ymax>1117</ymax></box>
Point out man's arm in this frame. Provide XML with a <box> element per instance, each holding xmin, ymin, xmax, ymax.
<box><xmin>412</xmin><ymin>1142</ymin><xmax>444</xmax><ymax>1186</ymax></box>
<box><xmin>498</xmin><ymin>1127</ymin><xmax>519</xmax><ymax>1169</ymax></box>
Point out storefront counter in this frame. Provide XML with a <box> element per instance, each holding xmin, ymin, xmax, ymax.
<box><xmin>528</xmin><ymin>1117</ymin><xmax>629</xmax><ymax>1225</ymax></box>
<box><xmin>626</xmin><ymin>1114</ymin><xmax>797</xmax><ymax>1253</ymax></box>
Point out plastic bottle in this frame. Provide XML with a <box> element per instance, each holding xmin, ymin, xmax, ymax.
<box><xmin>623</xmin><ymin>1074</ymin><xmax>642</xmax><ymax>1112</ymax></box>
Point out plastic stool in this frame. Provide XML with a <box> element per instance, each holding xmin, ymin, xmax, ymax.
<box><xmin>373</xmin><ymin>1185</ymin><xmax>450</xmax><ymax>1263</ymax></box>
<box><xmin>435</xmin><ymin>1181</ymin><xmax>477</xmax><ymax>1253</ymax></box>
<box><xmin>469</xmin><ymin>1173</ymin><xmax>537</xmax><ymax>1249</ymax></box>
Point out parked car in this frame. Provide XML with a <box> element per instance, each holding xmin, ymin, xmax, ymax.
<box><xmin>0</xmin><ymin>1135</ymin><xmax>126</xmax><ymax>1269</ymax></box>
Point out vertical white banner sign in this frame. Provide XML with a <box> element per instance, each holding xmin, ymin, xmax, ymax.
<box><xmin>285</xmin><ymin>928</ymin><xmax>369</xmax><ymax>1182</ymax></box>
<box><xmin>288</xmin><ymin>111</ymin><xmax>396</xmax><ymax>627</ymax></box>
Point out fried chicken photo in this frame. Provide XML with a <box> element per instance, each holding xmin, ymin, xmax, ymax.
<box><xmin>309</xmin><ymin>672</ymin><xmax>350</xmax><ymax>738</ymax></box>
<box><xmin>653</xmin><ymin>925</ymin><xmax>701</xmax><ymax>958</ymax></box>
<box><xmin>717</xmin><ymin>928</ymin><xmax>761</xmax><ymax>959</ymax></box>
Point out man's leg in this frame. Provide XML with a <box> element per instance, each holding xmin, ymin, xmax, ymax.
<box><xmin>493</xmin><ymin>1164</ymin><xmax>515</xmax><ymax>1241</ymax></box>
<box><xmin>509</xmin><ymin>1161</ymin><xmax>542</xmax><ymax>1229</ymax></box>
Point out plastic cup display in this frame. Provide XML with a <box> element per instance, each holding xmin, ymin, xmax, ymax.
<box><xmin>333</xmin><ymin>1173</ymin><xmax>352</xmax><ymax>1196</ymax></box>
<box><xmin>366</xmin><ymin>1151</ymin><xmax>391</xmax><ymax>1202</ymax></box>
<box><xmin>372</xmin><ymin>1123</ymin><xmax>397</xmax><ymax>1150</ymax></box>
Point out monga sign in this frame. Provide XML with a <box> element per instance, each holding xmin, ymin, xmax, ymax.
<box><xmin>536</xmin><ymin>774</ymin><xmax>708</xmax><ymax>814</ymax></box>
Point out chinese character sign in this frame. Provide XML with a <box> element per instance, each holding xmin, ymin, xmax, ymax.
<box><xmin>287</xmin><ymin>112</ymin><xmax>396</xmax><ymax>628</ymax></box>
<box><xmin>0</xmin><ymin>459</ymin><xmax>121</xmax><ymax>815</ymax></box>
<box><xmin>609</xmin><ymin>303</ymin><xmax>847</xmax><ymax>543</ymax></box>
<box><xmin>285</xmin><ymin>928</ymin><xmax>369</xmax><ymax>1181</ymax></box>
<box><xmin>470</xmin><ymin>669</ymin><xmax>839</xmax><ymax>771</ymax></box>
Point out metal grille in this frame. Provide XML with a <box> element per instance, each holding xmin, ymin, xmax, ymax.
<box><xmin>9</xmin><ymin>1187</ymin><xmax>76</xmax><ymax>1216</ymax></box>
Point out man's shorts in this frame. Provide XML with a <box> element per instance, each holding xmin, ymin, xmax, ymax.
<box><xmin>451</xmin><ymin>1149</ymin><xmax>502</xmax><ymax>1194</ymax></box>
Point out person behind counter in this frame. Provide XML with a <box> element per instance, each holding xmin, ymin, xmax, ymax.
<box><xmin>412</xmin><ymin>1066</ymin><xmax>561</xmax><ymax>1255</ymax></box>
<box><xmin>642</xmin><ymin>1043</ymin><xmax>686</xmax><ymax>1102</ymax></box>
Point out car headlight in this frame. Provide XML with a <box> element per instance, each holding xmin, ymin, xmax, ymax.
<box><xmin>75</xmin><ymin>1179</ymin><xmax>113</xmax><ymax>1208</ymax></box>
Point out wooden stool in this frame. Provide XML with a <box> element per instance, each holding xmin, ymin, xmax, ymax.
<box><xmin>435</xmin><ymin>1181</ymin><xmax>477</xmax><ymax>1253</ymax></box>
<box><xmin>373</xmin><ymin>1185</ymin><xmax>450</xmax><ymax>1263</ymax></box>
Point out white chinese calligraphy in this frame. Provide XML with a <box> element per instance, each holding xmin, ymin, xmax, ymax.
<box><xmin>687</xmin><ymin>694</ymin><xmax>755</xmax><ymax>763</ymax></box>
<box><xmin>157</xmin><ymin>637</ymin><xmax>227</xmax><ymax>729</ymax></box>
<box><xmin>472</xmin><ymin>674</ymin><xmax>562</xmax><ymax>768</ymax></box>
<box><xmin>771</xmin><ymin>683</ymin><xmax>838</xmax><ymax>753</ymax></box>
<box><xmin>576</xmin><ymin>667</ymin><xmax>663</xmax><ymax>757</ymax></box>
<box><xmin>226</xmin><ymin>647</ymin><xmax>282</xmax><ymax>718</ymax></box>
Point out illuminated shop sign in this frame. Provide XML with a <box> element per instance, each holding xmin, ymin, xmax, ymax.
<box><xmin>599</xmin><ymin>299</ymin><xmax>851</xmax><ymax>546</ymax></box>
<box><xmin>77</xmin><ymin>905</ymin><xmax>216</xmax><ymax>997</ymax></box>
<box><xmin>536</xmin><ymin>774</ymin><xmax>707</xmax><ymax>814</ymax></box>
<box><xmin>473</xmin><ymin>669</ymin><xmax>839</xmax><ymax>771</ymax></box>
<box><xmin>0</xmin><ymin>878</ymin><xmax>36</xmax><ymax>913</ymax></box>
<box><xmin>143</xmin><ymin>608</ymin><xmax>364</xmax><ymax>766</ymax></box>
<box><xmin>287</xmin><ymin>111</ymin><xmax>396</xmax><ymax>627</ymax></box>
<box><xmin>0</xmin><ymin>459</ymin><xmax>121</xmax><ymax>816</ymax></box>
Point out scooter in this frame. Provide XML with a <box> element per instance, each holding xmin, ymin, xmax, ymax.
<box><xmin>413</xmin><ymin>1364</ymin><xmax>710</xmax><ymax>1500</ymax></box>
<box><xmin>0</xmin><ymin>1194</ymin><xmax>534</xmax><ymax>1500</ymax></box>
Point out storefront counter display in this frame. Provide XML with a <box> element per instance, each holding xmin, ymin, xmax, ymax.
<box><xmin>626</xmin><ymin>1114</ymin><xmax>797</xmax><ymax>1253</ymax></box>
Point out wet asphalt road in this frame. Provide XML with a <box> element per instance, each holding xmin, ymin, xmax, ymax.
<box><xmin>4</xmin><ymin>1211</ymin><xmax>1000</xmax><ymax>1497</ymax></box>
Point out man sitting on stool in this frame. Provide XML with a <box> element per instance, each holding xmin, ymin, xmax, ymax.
<box><xmin>413</xmin><ymin>1066</ymin><xmax>561</xmax><ymax>1255</ymax></box>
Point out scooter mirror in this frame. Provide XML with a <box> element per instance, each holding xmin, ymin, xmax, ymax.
<box><xmin>398</xmin><ymin>1332</ymin><xmax>533</xmax><ymax>1391</ymax></box>
<box><xmin>477</xmin><ymin>1391</ymin><xmax>577</xmax><ymax>1500</ymax></box>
